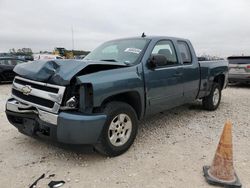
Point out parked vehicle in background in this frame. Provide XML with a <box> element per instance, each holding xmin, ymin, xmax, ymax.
<box><xmin>74</xmin><ymin>55</ymin><xmax>86</xmax><ymax>59</ymax></box>
<box><xmin>33</xmin><ymin>54</ymin><xmax>63</xmax><ymax>60</ymax></box>
<box><xmin>198</xmin><ymin>56</ymin><xmax>224</xmax><ymax>61</ymax></box>
<box><xmin>17</xmin><ymin>55</ymin><xmax>34</xmax><ymax>61</ymax></box>
<box><xmin>0</xmin><ymin>57</ymin><xmax>27</xmax><ymax>83</ymax></box>
<box><xmin>6</xmin><ymin>36</ymin><xmax>228</xmax><ymax>156</ymax></box>
<box><xmin>228</xmin><ymin>56</ymin><xmax>250</xmax><ymax>84</ymax></box>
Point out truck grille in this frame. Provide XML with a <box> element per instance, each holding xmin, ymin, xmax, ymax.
<box><xmin>12</xmin><ymin>89</ymin><xmax>55</xmax><ymax>108</ymax></box>
<box><xmin>14</xmin><ymin>78</ymin><xmax>59</xmax><ymax>93</ymax></box>
<box><xmin>11</xmin><ymin>76</ymin><xmax>66</xmax><ymax>113</ymax></box>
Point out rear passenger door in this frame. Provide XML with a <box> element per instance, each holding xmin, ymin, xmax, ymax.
<box><xmin>177</xmin><ymin>41</ymin><xmax>200</xmax><ymax>102</ymax></box>
<box><xmin>144</xmin><ymin>40</ymin><xmax>184</xmax><ymax>115</ymax></box>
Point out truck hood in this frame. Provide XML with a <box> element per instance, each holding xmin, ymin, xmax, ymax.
<box><xmin>14</xmin><ymin>59</ymin><xmax>128</xmax><ymax>85</ymax></box>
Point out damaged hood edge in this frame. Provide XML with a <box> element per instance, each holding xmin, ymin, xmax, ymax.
<box><xmin>14</xmin><ymin>59</ymin><xmax>128</xmax><ymax>86</ymax></box>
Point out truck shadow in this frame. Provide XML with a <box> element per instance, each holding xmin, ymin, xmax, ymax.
<box><xmin>16</xmin><ymin>101</ymin><xmax>209</xmax><ymax>164</ymax></box>
<box><xmin>137</xmin><ymin>102</ymin><xmax>204</xmax><ymax>136</ymax></box>
<box><xmin>228</xmin><ymin>83</ymin><xmax>250</xmax><ymax>88</ymax></box>
<box><xmin>0</xmin><ymin>81</ymin><xmax>12</xmax><ymax>85</ymax></box>
<box><xmin>52</xmin><ymin>102</ymin><xmax>204</xmax><ymax>154</ymax></box>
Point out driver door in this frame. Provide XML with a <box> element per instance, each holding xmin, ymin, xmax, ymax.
<box><xmin>144</xmin><ymin>40</ymin><xmax>184</xmax><ymax>115</ymax></box>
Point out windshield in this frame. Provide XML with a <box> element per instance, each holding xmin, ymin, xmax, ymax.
<box><xmin>84</xmin><ymin>39</ymin><xmax>148</xmax><ymax>64</ymax></box>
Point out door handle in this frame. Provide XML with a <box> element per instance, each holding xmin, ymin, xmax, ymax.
<box><xmin>174</xmin><ymin>72</ymin><xmax>183</xmax><ymax>77</ymax></box>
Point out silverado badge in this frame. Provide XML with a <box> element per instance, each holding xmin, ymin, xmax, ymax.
<box><xmin>21</xmin><ymin>85</ymin><xmax>32</xmax><ymax>95</ymax></box>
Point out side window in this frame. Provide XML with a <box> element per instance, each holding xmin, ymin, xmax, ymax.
<box><xmin>0</xmin><ymin>60</ymin><xmax>10</xmax><ymax>65</ymax></box>
<box><xmin>16</xmin><ymin>60</ymin><xmax>25</xmax><ymax>64</ymax></box>
<box><xmin>177</xmin><ymin>41</ymin><xmax>192</xmax><ymax>64</ymax></box>
<box><xmin>9</xmin><ymin>60</ymin><xmax>17</xmax><ymax>66</ymax></box>
<box><xmin>151</xmin><ymin>40</ymin><xmax>178</xmax><ymax>66</ymax></box>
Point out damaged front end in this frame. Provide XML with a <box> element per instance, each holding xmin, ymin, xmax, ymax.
<box><xmin>6</xmin><ymin>59</ymin><xmax>128</xmax><ymax>144</ymax></box>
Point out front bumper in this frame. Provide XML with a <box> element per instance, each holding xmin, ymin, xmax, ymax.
<box><xmin>6</xmin><ymin>98</ymin><xmax>107</xmax><ymax>144</ymax></box>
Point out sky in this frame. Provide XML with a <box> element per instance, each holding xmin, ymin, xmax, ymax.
<box><xmin>0</xmin><ymin>0</ymin><xmax>250</xmax><ymax>57</ymax></box>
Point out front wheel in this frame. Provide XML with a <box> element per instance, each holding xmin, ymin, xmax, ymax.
<box><xmin>95</xmin><ymin>102</ymin><xmax>138</xmax><ymax>157</ymax></box>
<box><xmin>202</xmin><ymin>83</ymin><xmax>222</xmax><ymax>111</ymax></box>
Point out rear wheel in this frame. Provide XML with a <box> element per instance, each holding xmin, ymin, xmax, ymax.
<box><xmin>202</xmin><ymin>83</ymin><xmax>221</xmax><ymax>111</ymax></box>
<box><xmin>95</xmin><ymin>101</ymin><xmax>138</xmax><ymax>157</ymax></box>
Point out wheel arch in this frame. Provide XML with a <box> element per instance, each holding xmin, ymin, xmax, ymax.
<box><xmin>213</xmin><ymin>74</ymin><xmax>225</xmax><ymax>89</ymax></box>
<box><xmin>100</xmin><ymin>91</ymin><xmax>143</xmax><ymax>120</ymax></box>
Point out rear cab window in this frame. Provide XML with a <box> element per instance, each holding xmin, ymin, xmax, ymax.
<box><xmin>177</xmin><ymin>41</ymin><xmax>192</xmax><ymax>64</ymax></box>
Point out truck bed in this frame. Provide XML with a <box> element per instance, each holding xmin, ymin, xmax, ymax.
<box><xmin>198</xmin><ymin>60</ymin><xmax>228</xmax><ymax>98</ymax></box>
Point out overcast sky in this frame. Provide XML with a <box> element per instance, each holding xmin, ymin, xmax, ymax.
<box><xmin>0</xmin><ymin>0</ymin><xmax>250</xmax><ymax>56</ymax></box>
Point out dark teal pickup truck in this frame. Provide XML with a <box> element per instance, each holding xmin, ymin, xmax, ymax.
<box><xmin>6</xmin><ymin>36</ymin><xmax>228</xmax><ymax>156</ymax></box>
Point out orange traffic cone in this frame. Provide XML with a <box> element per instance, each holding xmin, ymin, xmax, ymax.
<box><xmin>203</xmin><ymin>121</ymin><xmax>242</xmax><ymax>188</ymax></box>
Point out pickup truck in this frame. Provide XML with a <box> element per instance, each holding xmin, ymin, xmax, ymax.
<box><xmin>5</xmin><ymin>36</ymin><xmax>228</xmax><ymax>156</ymax></box>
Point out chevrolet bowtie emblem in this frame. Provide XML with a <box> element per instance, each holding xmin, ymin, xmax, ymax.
<box><xmin>21</xmin><ymin>85</ymin><xmax>32</xmax><ymax>95</ymax></box>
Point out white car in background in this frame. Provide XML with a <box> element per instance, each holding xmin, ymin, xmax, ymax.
<box><xmin>33</xmin><ymin>54</ymin><xmax>63</xmax><ymax>60</ymax></box>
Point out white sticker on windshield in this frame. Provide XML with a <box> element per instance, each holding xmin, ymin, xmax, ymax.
<box><xmin>124</xmin><ymin>48</ymin><xmax>142</xmax><ymax>54</ymax></box>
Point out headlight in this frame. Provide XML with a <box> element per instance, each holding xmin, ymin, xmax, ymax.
<box><xmin>60</xmin><ymin>96</ymin><xmax>78</xmax><ymax>110</ymax></box>
<box><xmin>66</xmin><ymin>96</ymin><xmax>78</xmax><ymax>108</ymax></box>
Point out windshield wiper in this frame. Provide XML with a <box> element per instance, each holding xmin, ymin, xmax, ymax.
<box><xmin>99</xmin><ymin>59</ymin><xmax>131</xmax><ymax>66</ymax></box>
<box><xmin>100</xmin><ymin>59</ymin><xmax>118</xmax><ymax>62</ymax></box>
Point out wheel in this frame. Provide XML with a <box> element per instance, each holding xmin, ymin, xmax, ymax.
<box><xmin>95</xmin><ymin>101</ymin><xmax>138</xmax><ymax>157</ymax></box>
<box><xmin>202</xmin><ymin>83</ymin><xmax>221</xmax><ymax>111</ymax></box>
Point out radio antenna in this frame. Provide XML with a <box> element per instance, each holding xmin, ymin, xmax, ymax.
<box><xmin>141</xmin><ymin>32</ymin><xmax>146</xmax><ymax>38</ymax></box>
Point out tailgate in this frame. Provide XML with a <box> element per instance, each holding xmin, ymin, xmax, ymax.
<box><xmin>228</xmin><ymin>56</ymin><xmax>250</xmax><ymax>74</ymax></box>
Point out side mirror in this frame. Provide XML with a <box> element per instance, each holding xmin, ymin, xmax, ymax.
<box><xmin>147</xmin><ymin>54</ymin><xmax>167</xmax><ymax>68</ymax></box>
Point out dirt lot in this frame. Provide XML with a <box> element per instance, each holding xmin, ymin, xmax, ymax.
<box><xmin>0</xmin><ymin>84</ymin><xmax>249</xmax><ymax>188</ymax></box>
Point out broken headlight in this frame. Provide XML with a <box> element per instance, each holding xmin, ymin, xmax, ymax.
<box><xmin>60</xmin><ymin>96</ymin><xmax>78</xmax><ymax>110</ymax></box>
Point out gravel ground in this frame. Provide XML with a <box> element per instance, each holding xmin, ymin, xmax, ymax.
<box><xmin>0</xmin><ymin>84</ymin><xmax>249</xmax><ymax>188</ymax></box>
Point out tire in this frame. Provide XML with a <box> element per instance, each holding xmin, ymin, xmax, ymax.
<box><xmin>202</xmin><ymin>83</ymin><xmax>221</xmax><ymax>111</ymax></box>
<box><xmin>95</xmin><ymin>101</ymin><xmax>138</xmax><ymax>157</ymax></box>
